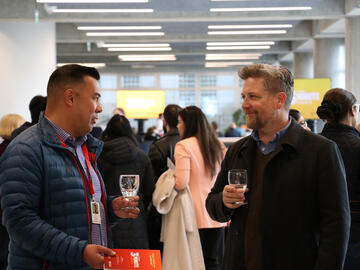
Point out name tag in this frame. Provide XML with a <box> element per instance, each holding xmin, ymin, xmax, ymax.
<box><xmin>91</xmin><ymin>201</ymin><xmax>101</xmax><ymax>224</ymax></box>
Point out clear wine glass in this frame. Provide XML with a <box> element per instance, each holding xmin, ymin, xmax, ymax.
<box><xmin>119</xmin><ymin>175</ymin><xmax>139</xmax><ymax>199</ymax></box>
<box><xmin>228</xmin><ymin>169</ymin><xmax>248</xmax><ymax>205</ymax></box>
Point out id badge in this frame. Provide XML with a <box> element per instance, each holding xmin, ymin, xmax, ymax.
<box><xmin>90</xmin><ymin>201</ymin><xmax>101</xmax><ymax>224</ymax></box>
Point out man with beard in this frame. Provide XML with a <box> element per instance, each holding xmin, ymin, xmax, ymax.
<box><xmin>206</xmin><ymin>64</ymin><xmax>350</xmax><ymax>270</ymax></box>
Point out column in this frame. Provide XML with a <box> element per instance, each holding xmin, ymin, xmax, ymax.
<box><xmin>313</xmin><ymin>38</ymin><xmax>345</xmax><ymax>88</ymax></box>
<box><xmin>0</xmin><ymin>22</ymin><xmax>56</xmax><ymax>120</ymax></box>
<box><xmin>293</xmin><ymin>52</ymin><xmax>313</xmax><ymax>79</ymax></box>
<box><xmin>345</xmin><ymin>16</ymin><xmax>360</xmax><ymax>100</ymax></box>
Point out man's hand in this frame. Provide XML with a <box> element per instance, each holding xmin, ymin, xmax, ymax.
<box><xmin>222</xmin><ymin>185</ymin><xmax>248</xmax><ymax>209</ymax></box>
<box><xmin>112</xmin><ymin>196</ymin><xmax>140</xmax><ymax>218</ymax></box>
<box><xmin>83</xmin><ymin>244</ymin><xmax>115</xmax><ymax>269</ymax></box>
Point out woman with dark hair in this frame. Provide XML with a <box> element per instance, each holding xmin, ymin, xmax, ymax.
<box><xmin>174</xmin><ymin>106</ymin><xmax>227</xmax><ymax>270</ymax></box>
<box><xmin>289</xmin><ymin>108</ymin><xmax>310</xmax><ymax>130</ymax></box>
<box><xmin>98</xmin><ymin>114</ymin><xmax>154</xmax><ymax>249</ymax></box>
<box><xmin>317</xmin><ymin>88</ymin><xmax>360</xmax><ymax>270</ymax></box>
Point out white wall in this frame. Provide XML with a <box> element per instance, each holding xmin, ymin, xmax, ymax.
<box><xmin>0</xmin><ymin>22</ymin><xmax>56</xmax><ymax>121</ymax></box>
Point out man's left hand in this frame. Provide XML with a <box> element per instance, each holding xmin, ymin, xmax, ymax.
<box><xmin>112</xmin><ymin>196</ymin><xmax>140</xmax><ymax>218</ymax></box>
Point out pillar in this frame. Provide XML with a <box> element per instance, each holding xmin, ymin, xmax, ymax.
<box><xmin>0</xmin><ymin>22</ymin><xmax>56</xmax><ymax>120</ymax></box>
<box><xmin>293</xmin><ymin>52</ymin><xmax>313</xmax><ymax>79</ymax></box>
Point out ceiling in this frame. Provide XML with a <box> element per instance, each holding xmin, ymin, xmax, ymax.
<box><xmin>0</xmin><ymin>0</ymin><xmax>358</xmax><ymax>72</ymax></box>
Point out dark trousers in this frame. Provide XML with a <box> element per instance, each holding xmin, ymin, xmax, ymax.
<box><xmin>344</xmin><ymin>242</ymin><xmax>360</xmax><ymax>270</ymax></box>
<box><xmin>199</xmin><ymin>227</ymin><xmax>225</xmax><ymax>270</ymax></box>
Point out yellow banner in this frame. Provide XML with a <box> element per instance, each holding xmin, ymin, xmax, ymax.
<box><xmin>116</xmin><ymin>90</ymin><xmax>165</xmax><ymax>119</ymax></box>
<box><xmin>291</xmin><ymin>78</ymin><xmax>331</xmax><ymax>119</ymax></box>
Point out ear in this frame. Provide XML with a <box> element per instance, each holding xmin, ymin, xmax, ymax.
<box><xmin>275</xmin><ymin>92</ymin><xmax>287</xmax><ymax>109</ymax></box>
<box><xmin>350</xmin><ymin>106</ymin><xmax>356</xmax><ymax>117</ymax></box>
<box><xmin>63</xmin><ymin>88</ymin><xmax>75</xmax><ymax>107</ymax></box>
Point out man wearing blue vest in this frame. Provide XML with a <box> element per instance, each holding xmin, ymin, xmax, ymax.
<box><xmin>0</xmin><ymin>64</ymin><xmax>139</xmax><ymax>269</ymax></box>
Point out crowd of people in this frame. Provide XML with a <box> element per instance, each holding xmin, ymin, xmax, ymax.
<box><xmin>0</xmin><ymin>63</ymin><xmax>359</xmax><ymax>270</ymax></box>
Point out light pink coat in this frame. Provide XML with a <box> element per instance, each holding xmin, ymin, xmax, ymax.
<box><xmin>174</xmin><ymin>136</ymin><xmax>227</xmax><ymax>229</ymax></box>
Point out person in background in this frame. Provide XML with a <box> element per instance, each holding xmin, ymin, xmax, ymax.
<box><xmin>211</xmin><ymin>121</ymin><xmax>224</xmax><ymax>137</ymax></box>
<box><xmin>139</xmin><ymin>126</ymin><xmax>159</xmax><ymax>154</ymax></box>
<box><xmin>98</xmin><ymin>114</ymin><xmax>154</xmax><ymax>249</ymax></box>
<box><xmin>289</xmin><ymin>108</ymin><xmax>311</xmax><ymax>131</ymax></box>
<box><xmin>0</xmin><ymin>113</ymin><xmax>25</xmax><ymax>270</ymax></box>
<box><xmin>113</xmin><ymin>107</ymin><xmax>125</xmax><ymax>116</ymax></box>
<box><xmin>0</xmin><ymin>64</ymin><xmax>139</xmax><ymax>270</ymax></box>
<box><xmin>155</xmin><ymin>113</ymin><xmax>164</xmax><ymax>137</ymax></box>
<box><xmin>175</xmin><ymin>106</ymin><xmax>227</xmax><ymax>270</ymax></box>
<box><xmin>148</xmin><ymin>104</ymin><xmax>182</xmax><ymax>253</ymax></box>
<box><xmin>206</xmin><ymin>64</ymin><xmax>350</xmax><ymax>270</ymax></box>
<box><xmin>225</xmin><ymin>122</ymin><xmax>243</xmax><ymax>137</ymax></box>
<box><xmin>317</xmin><ymin>88</ymin><xmax>360</xmax><ymax>270</ymax></box>
<box><xmin>11</xmin><ymin>95</ymin><xmax>47</xmax><ymax>139</ymax></box>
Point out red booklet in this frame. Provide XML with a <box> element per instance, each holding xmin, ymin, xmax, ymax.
<box><xmin>103</xmin><ymin>249</ymin><xmax>162</xmax><ymax>270</ymax></box>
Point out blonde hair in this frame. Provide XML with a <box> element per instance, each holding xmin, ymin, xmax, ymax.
<box><xmin>0</xmin><ymin>114</ymin><xmax>26</xmax><ymax>140</ymax></box>
<box><xmin>238</xmin><ymin>64</ymin><xmax>294</xmax><ymax>110</ymax></box>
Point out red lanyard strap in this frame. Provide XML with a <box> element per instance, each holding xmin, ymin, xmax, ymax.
<box><xmin>58</xmin><ymin>135</ymin><xmax>95</xmax><ymax>196</ymax></box>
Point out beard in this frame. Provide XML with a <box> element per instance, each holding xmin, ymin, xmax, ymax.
<box><xmin>245</xmin><ymin>113</ymin><xmax>263</xmax><ymax>130</ymax></box>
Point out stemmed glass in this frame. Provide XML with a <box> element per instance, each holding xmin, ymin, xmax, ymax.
<box><xmin>119</xmin><ymin>175</ymin><xmax>139</xmax><ymax>200</ymax></box>
<box><xmin>228</xmin><ymin>169</ymin><xmax>248</xmax><ymax>205</ymax></box>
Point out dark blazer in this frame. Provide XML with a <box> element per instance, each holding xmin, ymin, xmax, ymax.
<box><xmin>98</xmin><ymin>137</ymin><xmax>154</xmax><ymax>249</ymax></box>
<box><xmin>206</xmin><ymin>120</ymin><xmax>350</xmax><ymax>270</ymax></box>
<box><xmin>320</xmin><ymin>123</ymin><xmax>360</xmax><ymax>242</ymax></box>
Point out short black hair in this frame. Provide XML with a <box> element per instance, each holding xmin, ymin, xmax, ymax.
<box><xmin>47</xmin><ymin>64</ymin><xmax>100</xmax><ymax>100</ymax></box>
<box><xmin>29</xmin><ymin>95</ymin><xmax>47</xmax><ymax>124</ymax></box>
<box><xmin>289</xmin><ymin>109</ymin><xmax>301</xmax><ymax>121</ymax></box>
<box><xmin>163</xmin><ymin>104</ymin><xmax>182</xmax><ymax>128</ymax></box>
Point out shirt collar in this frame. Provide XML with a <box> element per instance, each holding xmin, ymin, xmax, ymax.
<box><xmin>251</xmin><ymin>118</ymin><xmax>292</xmax><ymax>154</ymax></box>
<box><xmin>44</xmin><ymin>116</ymin><xmax>87</xmax><ymax>147</ymax></box>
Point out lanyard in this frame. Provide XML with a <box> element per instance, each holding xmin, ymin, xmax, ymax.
<box><xmin>58</xmin><ymin>136</ymin><xmax>95</xmax><ymax>196</ymax></box>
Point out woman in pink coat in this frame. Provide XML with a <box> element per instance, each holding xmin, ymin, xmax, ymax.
<box><xmin>174</xmin><ymin>106</ymin><xmax>227</xmax><ymax>270</ymax></box>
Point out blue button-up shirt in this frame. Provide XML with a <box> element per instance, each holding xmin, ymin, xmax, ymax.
<box><xmin>45</xmin><ymin>116</ymin><xmax>107</xmax><ymax>247</ymax></box>
<box><xmin>251</xmin><ymin>118</ymin><xmax>292</xmax><ymax>155</ymax></box>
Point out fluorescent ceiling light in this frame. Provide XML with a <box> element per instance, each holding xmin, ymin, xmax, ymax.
<box><xmin>108</xmin><ymin>47</ymin><xmax>172</xmax><ymax>51</ymax></box>
<box><xmin>206</xmin><ymin>54</ymin><xmax>261</xmax><ymax>60</ymax></box>
<box><xmin>118</xmin><ymin>55</ymin><xmax>176</xmax><ymax>61</ymax></box>
<box><xmin>208</xmin><ymin>30</ymin><xmax>286</xmax><ymax>35</ymax></box>
<box><xmin>207</xmin><ymin>41</ymin><xmax>275</xmax><ymax>46</ymax></box>
<box><xmin>210</xmin><ymin>7</ymin><xmax>312</xmax><ymax>12</ymax></box>
<box><xmin>132</xmin><ymin>64</ymin><xmax>156</xmax><ymax>69</ymax></box>
<box><xmin>38</xmin><ymin>0</ymin><xmax>148</xmax><ymax>2</ymax></box>
<box><xmin>57</xmin><ymin>63</ymin><xmax>106</xmax><ymax>68</ymax></box>
<box><xmin>86</xmin><ymin>32</ymin><xmax>164</xmax><ymax>36</ymax></box>
<box><xmin>52</xmin><ymin>8</ymin><xmax>154</xmax><ymax>13</ymax></box>
<box><xmin>101</xmin><ymin>43</ymin><xmax>170</xmax><ymax>47</ymax></box>
<box><xmin>205</xmin><ymin>61</ymin><xmax>254</xmax><ymax>68</ymax></box>
<box><xmin>78</xmin><ymin>26</ymin><xmax>162</xmax><ymax>30</ymax></box>
<box><xmin>206</xmin><ymin>45</ymin><xmax>271</xmax><ymax>50</ymax></box>
<box><xmin>208</xmin><ymin>24</ymin><xmax>292</xmax><ymax>29</ymax></box>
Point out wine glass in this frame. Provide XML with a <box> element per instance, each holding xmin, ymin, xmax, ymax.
<box><xmin>119</xmin><ymin>175</ymin><xmax>139</xmax><ymax>199</ymax></box>
<box><xmin>228</xmin><ymin>169</ymin><xmax>248</xmax><ymax>205</ymax></box>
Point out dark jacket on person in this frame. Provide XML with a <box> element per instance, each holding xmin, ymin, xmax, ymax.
<box><xmin>98</xmin><ymin>136</ymin><xmax>154</xmax><ymax>249</ymax></box>
<box><xmin>206</xmin><ymin>120</ymin><xmax>350</xmax><ymax>270</ymax></box>
<box><xmin>148</xmin><ymin>128</ymin><xmax>180</xmax><ymax>180</ymax></box>
<box><xmin>320</xmin><ymin>123</ymin><xmax>360</xmax><ymax>242</ymax></box>
<box><xmin>0</xmin><ymin>114</ymin><xmax>118</xmax><ymax>270</ymax></box>
<box><xmin>225</xmin><ymin>127</ymin><xmax>242</xmax><ymax>137</ymax></box>
<box><xmin>10</xmin><ymin>121</ymin><xmax>33</xmax><ymax>139</ymax></box>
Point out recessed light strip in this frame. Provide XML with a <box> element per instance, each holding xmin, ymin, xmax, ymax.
<box><xmin>108</xmin><ymin>47</ymin><xmax>172</xmax><ymax>51</ymax></box>
<box><xmin>208</xmin><ymin>24</ymin><xmax>292</xmax><ymax>29</ymax></box>
<box><xmin>207</xmin><ymin>41</ymin><xmax>275</xmax><ymax>46</ymax></box>
<box><xmin>210</xmin><ymin>7</ymin><xmax>312</xmax><ymax>12</ymax></box>
<box><xmin>52</xmin><ymin>9</ymin><xmax>154</xmax><ymax>13</ymax></box>
<box><xmin>208</xmin><ymin>30</ymin><xmax>286</xmax><ymax>35</ymax></box>
<box><xmin>205</xmin><ymin>61</ymin><xmax>254</xmax><ymax>68</ymax></box>
<box><xmin>78</xmin><ymin>26</ymin><xmax>162</xmax><ymax>30</ymax></box>
<box><xmin>102</xmin><ymin>43</ymin><xmax>170</xmax><ymax>47</ymax></box>
<box><xmin>57</xmin><ymin>63</ymin><xmax>106</xmax><ymax>68</ymax></box>
<box><xmin>206</xmin><ymin>54</ymin><xmax>261</xmax><ymax>60</ymax></box>
<box><xmin>118</xmin><ymin>55</ymin><xmax>176</xmax><ymax>61</ymax></box>
<box><xmin>206</xmin><ymin>45</ymin><xmax>271</xmax><ymax>50</ymax></box>
<box><xmin>38</xmin><ymin>0</ymin><xmax>148</xmax><ymax>2</ymax></box>
<box><xmin>86</xmin><ymin>32</ymin><xmax>164</xmax><ymax>36</ymax></box>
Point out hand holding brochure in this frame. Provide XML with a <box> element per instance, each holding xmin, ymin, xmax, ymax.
<box><xmin>104</xmin><ymin>249</ymin><xmax>162</xmax><ymax>270</ymax></box>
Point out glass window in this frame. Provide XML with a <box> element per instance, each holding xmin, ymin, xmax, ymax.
<box><xmin>121</xmin><ymin>76</ymin><xmax>140</xmax><ymax>88</ymax></box>
<box><xmin>217</xmin><ymin>75</ymin><xmax>234</xmax><ymax>87</ymax></box>
<box><xmin>179</xmin><ymin>90</ymin><xmax>196</xmax><ymax>107</ymax></box>
<box><xmin>139</xmin><ymin>76</ymin><xmax>155</xmax><ymax>87</ymax></box>
<box><xmin>179</xmin><ymin>74</ymin><xmax>195</xmax><ymax>88</ymax></box>
<box><xmin>160</xmin><ymin>75</ymin><xmax>180</xmax><ymax>88</ymax></box>
<box><xmin>99</xmin><ymin>74</ymin><xmax>117</xmax><ymax>89</ymax></box>
<box><xmin>200</xmin><ymin>75</ymin><xmax>216</xmax><ymax>87</ymax></box>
